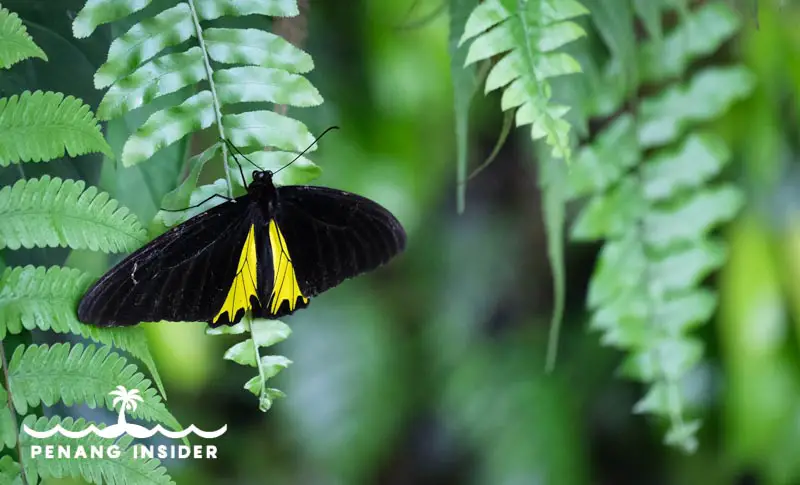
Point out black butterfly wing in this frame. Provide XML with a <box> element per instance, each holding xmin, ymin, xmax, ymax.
<box><xmin>78</xmin><ymin>196</ymin><xmax>264</xmax><ymax>327</ymax></box>
<box><xmin>253</xmin><ymin>185</ymin><xmax>405</xmax><ymax>319</ymax></box>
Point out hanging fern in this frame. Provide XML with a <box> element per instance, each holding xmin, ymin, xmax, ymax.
<box><xmin>567</xmin><ymin>1</ymin><xmax>753</xmax><ymax>452</ymax></box>
<box><xmin>454</xmin><ymin>0</ymin><xmax>589</xmax><ymax>371</ymax></box>
<box><xmin>0</xmin><ymin>4</ymin><xmax>174</xmax><ymax>482</ymax></box>
<box><xmin>458</xmin><ymin>0</ymin><xmax>588</xmax><ymax>161</ymax></box>
<box><xmin>19</xmin><ymin>416</ymin><xmax>173</xmax><ymax>485</ymax></box>
<box><xmin>73</xmin><ymin>0</ymin><xmax>323</xmax><ymax>410</ymax></box>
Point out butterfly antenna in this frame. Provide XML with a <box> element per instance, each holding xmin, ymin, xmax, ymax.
<box><xmin>222</xmin><ymin>138</ymin><xmax>263</xmax><ymax>186</ymax></box>
<box><xmin>274</xmin><ymin>126</ymin><xmax>340</xmax><ymax>175</ymax></box>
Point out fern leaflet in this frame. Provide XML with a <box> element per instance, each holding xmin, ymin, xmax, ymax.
<box><xmin>0</xmin><ymin>176</ymin><xmax>146</xmax><ymax>252</ymax></box>
<box><xmin>7</xmin><ymin>343</ymin><xmax>180</xmax><ymax>431</ymax></box>
<box><xmin>0</xmin><ymin>6</ymin><xmax>46</xmax><ymax>69</ymax></box>
<box><xmin>0</xmin><ymin>91</ymin><xmax>112</xmax><ymax>165</ymax></box>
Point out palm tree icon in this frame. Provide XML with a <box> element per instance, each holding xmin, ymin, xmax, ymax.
<box><xmin>109</xmin><ymin>385</ymin><xmax>143</xmax><ymax>426</ymax></box>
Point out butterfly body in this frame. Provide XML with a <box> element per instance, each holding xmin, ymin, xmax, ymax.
<box><xmin>78</xmin><ymin>170</ymin><xmax>406</xmax><ymax>327</ymax></box>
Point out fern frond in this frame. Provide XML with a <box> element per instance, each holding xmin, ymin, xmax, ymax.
<box><xmin>75</xmin><ymin>0</ymin><xmax>324</xmax><ymax>187</ymax></box>
<box><xmin>570</xmin><ymin>71</ymin><xmax>752</xmax><ymax>453</ymax></box>
<box><xmin>218</xmin><ymin>319</ymin><xmax>292</xmax><ymax>411</ymax></box>
<box><xmin>20</xmin><ymin>415</ymin><xmax>174</xmax><ymax>485</ymax></box>
<box><xmin>0</xmin><ymin>455</ymin><xmax>21</xmax><ymax>485</ymax></box>
<box><xmin>0</xmin><ymin>176</ymin><xmax>146</xmax><ymax>252</ymax></box>
<box><xmin>0</xmin><ymin>386</ymin><xmax>17</xmax><ymax>451</ymax></box>
<box><xmin>566</xmin><ymin>2</ymin><xmax>754</xmax><ymax>451</ymax></box>
<box><xmin>0</xmin><ymin>6</ymin><xmax>46</xmax><ymax>69</ymax></box>
<box><xmin>459</xmin><ymin>0</ymin><xmax>588</xmax><ymax>160</ymax></box>
<box><xmin>0</xmin><ymin>91</ymin><xmax>112</xmax><ymax>165</ymax></box>
<box><xmin>8</xmin><ymin>343</ymin><xmax>180</xmax><ymax>431</ymax></box>
<box><xmin>0</xmin><ymin>265</ymin><xmax>165</xmax><ymax>395</ymax></box>
<box><xmin>639</xmin><ymin>2</ymin><xmax>739</xmax><ymax>84</ymax></box>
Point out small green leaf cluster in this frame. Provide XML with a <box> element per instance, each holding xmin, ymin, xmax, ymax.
<box><xmin>0</xmin><ymin>5</ymin><xmax>176</xmax><ymax>483</ymax></box>
<box><xmin>209</xmin><ymin>319</ymin><xmax>293</xmax><ymax>412</ymax></box>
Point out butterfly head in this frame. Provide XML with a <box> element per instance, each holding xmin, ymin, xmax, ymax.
<box><xmin>252</xmin><ymin>170</ymin><xmax>274</xmax><ymax>184</ymax></box>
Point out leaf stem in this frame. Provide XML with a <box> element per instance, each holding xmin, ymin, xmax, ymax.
<box><xmin>244</xmin><ymin>316</ymin><xmax>268</xmax><ymax>411</ymax></box>
<box><xmin>186</xmin><ymin>0</ymin><xmax>234</xmax><ymax>196</ymax></box>
<box><xmin>0</xmin><ymin>341</ymin><xmax>27</xmax><ymax>485</ymax></box>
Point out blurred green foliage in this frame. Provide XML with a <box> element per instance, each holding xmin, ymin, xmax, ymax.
<box><xmin>3</xmin><ymin>0</ymin><xmax>800</xmax><ymax>484</ymax></box>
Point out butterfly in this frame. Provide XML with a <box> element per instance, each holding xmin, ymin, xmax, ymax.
<box><xmin>77</xmin><ymin>136</ymin><xmax>406</xmax><ymax>327</ymax></box>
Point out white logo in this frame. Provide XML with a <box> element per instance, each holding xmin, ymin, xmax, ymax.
<box><xmin>23</xmin><ymin>386</ymin><xmax>226</xmax><ymax>460</ymax></box>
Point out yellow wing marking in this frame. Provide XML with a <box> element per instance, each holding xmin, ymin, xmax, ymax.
<box><xmin>268</xmin><ymin>220</ymin><xmax>308</xmax><ymax>314</ymax></box>
<box><xmin>213</xmin><ymin>225</ymin><xmax>259</xmax><ymax>324</ymax></box>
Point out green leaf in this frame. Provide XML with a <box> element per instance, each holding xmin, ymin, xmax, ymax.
<box><xmin>637</xmin><ymin>66</ymin><xmax>755</xmax><ymax>148</ymax></box>
<box><xmin>642</xmin><ymin>133</ymin><xmax>731</xmax><ymax>201</ymax></box>
<box><xmin>223</xmin><ymin>340</ymin><xmax>257</xmax><ymax>367</ymax></box>
<box><xmin>205</xmin><ymin>28</ymin><xmax>313</xmax><ymax>73</ymax></box>
<box><xmin>259</xmin><ymin>355</ymin><xmax>292</xmax><ymax>379</ymax></box>
<box><xmin>567</xmin><ymin>114</ymin><xmax>639</xmax><ymax>198</ymax></box>
<box><xmin>459</xmin><ymin>0</ymin><xmax>511</xmax><ymax>44</ymax></box>
<box><xmin>571</xmin><ymin>177</ymin><xmax>644</xmax><ymax>241</ymax></box>
<box><xmin>587</xmin><ymin>232</ymin><xmax>646</xmax><ymax>308</ymax></box>
<box><xmin>157</xmin><ymin>179</ymin><xmax>227</xmax><ymax>227</ymax></box>
<box><xmin>73</xmin><ymin>0</ymin><xmax>155</xmax><ymax>39</ymax></box>
<box><xmin>0</xmin><ymin>386</ymin><xmax>17</xmax><ymax>451</ymax></box>
<box><xmin>250</xmin><ymin>319</ymin><xmax>292</xmax><ymax>348</ymax></box>
<box><xmin>98</xmin><ymin>48</ymin><xmax>207</xmax><ymax>120</ymax></box>
<box><xmin>0</xmin><ymin>176</ymin><xmax>147</xmax><ymax>252</ymax></box>
<box><xmin>621</xmin><ymin>338</ymin><xmax>704</xmax><ymax>382</ymax></box>
<box><xmin>214</xmin><ymin>66</ymin><xmax>322</xmax><ymax>107</ymax></box>
<box><xmin>8</xmin><ymin>343</ymin><xmax>181</xmax><ymax>431</ymax></box>
<box><xmin>592</xmin><ymin>289</ymin><xmax>717</xmax><ymax>348</ymax></box>
<box><xmin>0</xmin><ymin>265</ymin><xmax>165</xmax><ymax>397</ymax></box>
<box><xmin>20</xmin><ymin>416</ymin><xmax>174</xmax><ymax>485</ymax></box>
<box><xmin>0</xmin><ymin>455</ymin><xmax>21</xmax><ymax>485</ymax></box>
<box><xmin>243</xmin><ymin>376</ymin><xmax>285</xmax><ymax>401</ymax></box>
<box><xmin>156</xmin><ymin>143</ymin><xmax>220</xmax><ymax>213</ymax></box>
<box><xmin>94</xmin><ymin>3</ymin><xmax>195</xmax><ymax>89</ymax></box>
<box><xmin>122</xmin><ymin>90</ymin><xmax>215</xmax><ymax>167</ymax></box>
<box><xmin>196</xmin><ymin>0</ymin><xmax>299</xmax><ymax>20</ymax></box>
<box><xmin>0</xmin><ymin>91</ymin><xmax>112</xmax><ymax>165</ymax></box>
<box><xmin>582</xmin><ymin>0</ymin><xmax>636</xmax><ymax>95</ymax></box>
<box><xmin>644</xmin><ymin>185</ymin><xmax>743</xmax><ymax>249</ymax></box>
<box><xmin>650</xmin><ymin>239</ymin><xmax>728</xmax><ymax>293</ymax></box>
<box><xmin>223</xmin><ymin>111</ymin><xmax>315</xmax><ymax>152</ymax></box>
<box><xmin>0</xmin><ymin>6</ymin><xmax>47</xmax><ymax>68</ymax></box>
<box><xmin>640</xmin><ymin>2</ymin><xmax>740</xmax><ymax>84</ymax></box>
<box><xmin>633</xmin><ymin>0</ymin><xmax>663</xmax><ymax>40</ymax></box>
<box><xmin>451</xmin><ymin>0</ymin><xmax>480</xmax><ymax>213</ymax></box>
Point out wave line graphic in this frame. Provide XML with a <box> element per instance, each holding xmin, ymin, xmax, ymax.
<box><xmin>23</xmin><ymin>423</ymin><xmax>227</xmax><ymax>440</ymax></box>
